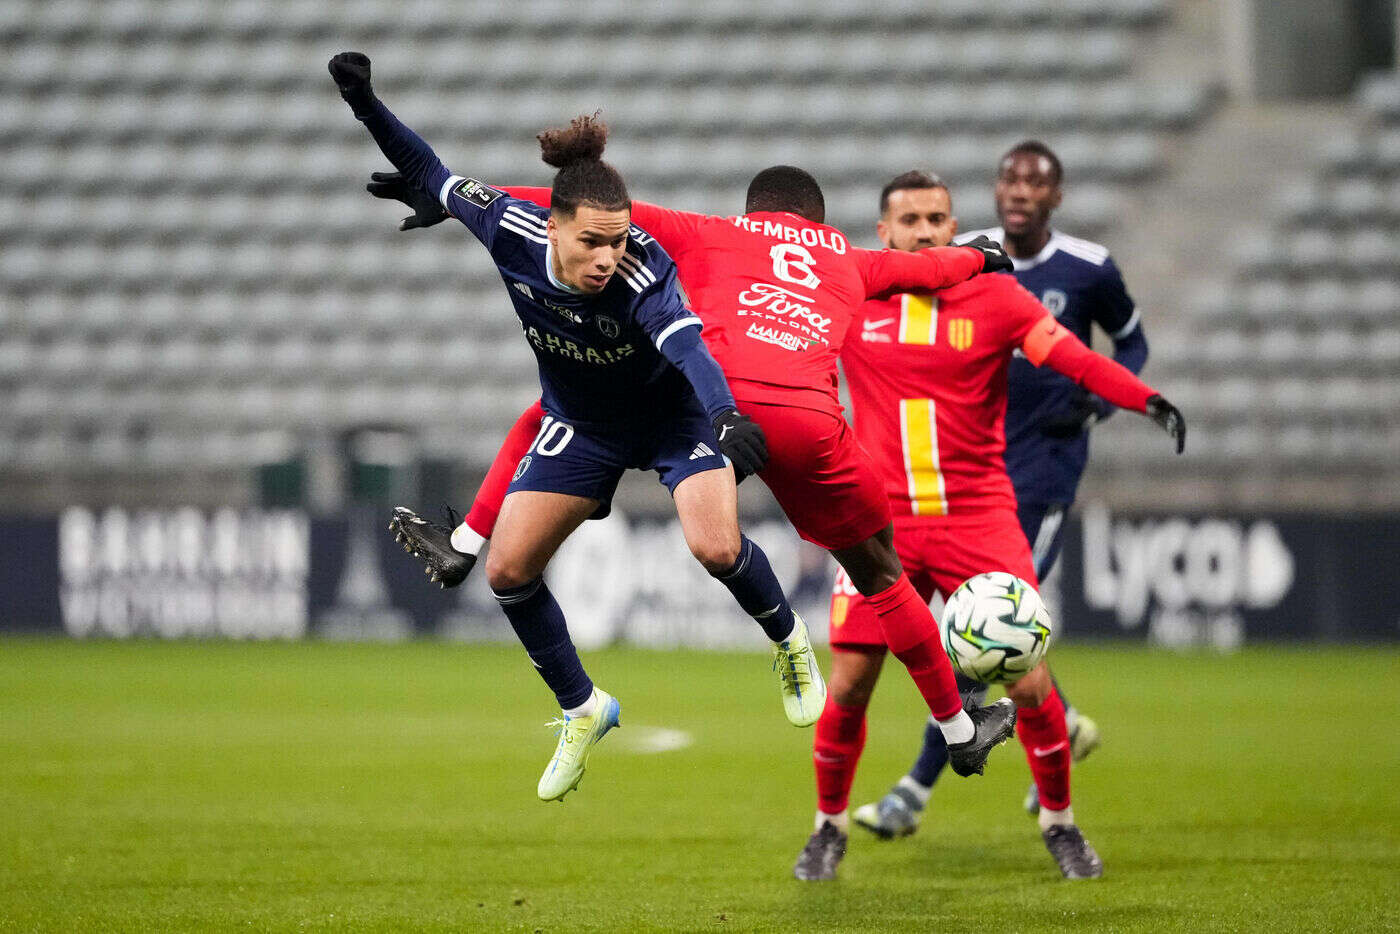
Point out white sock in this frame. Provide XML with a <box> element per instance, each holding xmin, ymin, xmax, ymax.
<box><xmin>936</xmin><ymin>709</ymin><xmax>975</xmax><ymax>745</ymax></box>
<box><xmin>898</xmin><ymin>774</ymin><xmax>932</xmax><ymax>808</ymax></box>
<box><xmin>563</xmin><ymin>691</ymin><xmax>598</xmax><ymax>719</ymax></box>
<box><xmin>1038</xmin><ymin>805</ymin><xmax>1075</xmax><ymax>831</ymax></box>
<box><xmin>449</xmin><ymin>522</ymin><xmax>487</xmax><ymax>556</ymax></box>
<box><xmin>816</xmin><ymin>809</ymin><xmax>849</xmax><ymax>832</ymax></box>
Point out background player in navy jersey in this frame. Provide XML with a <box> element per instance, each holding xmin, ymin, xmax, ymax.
<box><xmin>857</xmin><ymin>140</ymin><xmax>1151</xmax><ymax>832</ymax></box>
<box><xmin>328</xmin><ymin>53</ymin><xmax>826</xmax><ymax>802</ymax></box>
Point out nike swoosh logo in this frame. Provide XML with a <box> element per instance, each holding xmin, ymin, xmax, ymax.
<box><xmin>863</xmin><ymin>317</ymin><xmax>895</xmax><ymax>331</ymax></box>
<box><xmin>1032</xmin><ymin>741</ymin><xmax>1069</xmax><ymax>758</ymax></box>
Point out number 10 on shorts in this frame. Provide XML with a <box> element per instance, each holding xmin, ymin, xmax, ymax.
<box><xmin>530</xmin><ymin>415</ymin><xmax>575</xmax><ymax>457</ymax></box>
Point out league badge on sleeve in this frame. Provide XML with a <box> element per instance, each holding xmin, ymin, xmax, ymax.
<box><xmin>454</xmin><ymin>177</ymin><xmax>505</xmax><ymax>209</ymax></box>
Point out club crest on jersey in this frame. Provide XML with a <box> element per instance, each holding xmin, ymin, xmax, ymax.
<box><xmin>596</xmin><ymin>315</ymin><xmax>620</xmax><ymax>339</ymax></box>
<box><xmin>454</xmin><ymin>177</ymin><xmax>504</xmax><ymax>209</ymax></box>
<box><xmin>1040</xmin><ymin>289</ymin><xmax>1068</xmax><ymax>317</ymax></box>
<box><xmin>512</xmin><ymin>455</ymin><xmax>532</xmax><ymax>481</ymax></box>
<box><xmin>947</xmin><ymin>318</ymin><xmax>975</xmax><ymax>351</ymax></box>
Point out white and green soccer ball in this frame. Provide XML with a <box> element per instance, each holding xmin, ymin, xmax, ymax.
<box><xmin>939</xmin><ymin>571</ymin><xmax>1053</xmax><ymax>684</ymax></box>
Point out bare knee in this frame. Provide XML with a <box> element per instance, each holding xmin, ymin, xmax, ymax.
<box><xmin>832</xmin><ymin>680</ymin><xmax>876</xmax><ymax>708</ymax></box>
<box><xmin>829</xmin><ymin>649</ymin><xmax>884</xmax><ymax>707</ymax></box>
<box><xmin>1005</xmin><ymin>661</ymin><xmax>1053</xmax><ymax>707</ymax></box>
<box><xmin>485</xmin><ymin>552</ymin><xmax>537</xmax><ymax>593</ymax></box>
<box><xmin>833</xmin><ymin>526</ymin><xmax>903</xmax><ymax>596</ymax></box>
<box><xmin>693</xmin><ymin>532</ymin><xmax>742</xmax><ymax>576</ymax></box>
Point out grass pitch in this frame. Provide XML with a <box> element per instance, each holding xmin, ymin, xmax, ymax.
<box><xmin>1</xmin><ymin>638</ymin><xmax>1397</xmax><ymax>932</ymax></box>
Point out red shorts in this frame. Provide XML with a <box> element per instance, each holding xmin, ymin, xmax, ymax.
<box><xmin>739</xmin><ymin>400</ymin><xmax>891</xmax><ymax>551</ymax></box>
<box><xmin>828</xmin><ymin>510</ymin><xmax>1039</xmax><ymax>649</ymax></box>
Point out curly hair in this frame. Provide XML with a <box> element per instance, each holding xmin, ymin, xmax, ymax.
<box><xmin>537</xmin><ymin>112</ymin><xmax>630</xmax><ymax>215</ymax></box>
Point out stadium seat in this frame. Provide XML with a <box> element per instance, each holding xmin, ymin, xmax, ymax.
<box><xmin>0</xmin><ymin>0</ymin><xmax>1278</xmax><ymax>508</ymax></box>
<box><xmin>1359</xmin><ymin>72</ymin><xmax>1400</xmax><ymax>123</ymax></box>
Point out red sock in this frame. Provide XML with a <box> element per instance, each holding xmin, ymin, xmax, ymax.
<box><xmin>1016</xmin><ymin>687</ymin><xmax>1071</xmax><ymax>812</ymax></box>
<box><xmin>813</xmin><ymin>694</ymin><xmax>867</xmax><ymax>814</ymax></box>
<box><xmin>464</xmin><ymin>399</ymin><xmax>546</xmax><ymax>538</ymax></box>
<box><xmin>868</xmin><ymin>575</ymin><xmax>963</xmax><ymax>721</ymax></box>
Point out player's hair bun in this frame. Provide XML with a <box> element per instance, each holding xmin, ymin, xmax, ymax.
<box><xmin>538</xmin><ymin>111</ymin><xmax>629</xmax><ymax>215</ymax></box>
<box><xmin>538</xmin><ymin>112</ymin><xmax>609</xmax><ymax>168</ymax></box>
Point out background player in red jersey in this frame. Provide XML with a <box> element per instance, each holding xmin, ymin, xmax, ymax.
<box><xmin>795</xmin><ymin>171</ymin><xmax>1184</xmax><ymax>881</ymax></box>
<box><xmin>372</xmin><ymin>165</ymin><xmax>1026</xmax><ymax>789</ymax></box>
<box><xmin>862</xmin><ymin>142</ymin><xmax>1153</xmax><ymax>829</ymax></box>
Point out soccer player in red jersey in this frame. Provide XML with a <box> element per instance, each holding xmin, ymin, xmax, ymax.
<box><xmin>373</xmin><ymin>166</ymin><xmax>1025</xmax><ymax>783</ymax></box>
<box><xmin>795</xmin><ymin>171</ymin><xmax>1184</xmax><ymax>880</ymax></box>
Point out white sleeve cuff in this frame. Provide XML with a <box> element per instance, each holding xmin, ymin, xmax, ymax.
<box><xmin>654</xmin><ymin>316</ymin><xmax>703</xmax><ymax>351</ymax></box>
<box><xmin>439</xmin><ymin>174</ymin><xmax>465</xmax><ymax>212</ymax></box>
<box><xmin>1110</xmin><ymin>308</ymin><xmax>1141</xmax><ymax>340</ymax></box>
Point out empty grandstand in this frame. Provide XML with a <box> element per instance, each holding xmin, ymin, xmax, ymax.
<box><xmin>0</xmin><ymin>0</ymin><xmax>1394</xmax><ymax>514</ymax></box>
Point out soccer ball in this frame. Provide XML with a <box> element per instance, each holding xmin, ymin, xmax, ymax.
<box><xmin>939</xmin><ymin>571</ymin><xmax>1053</xmax><ymax>684</ymax></box>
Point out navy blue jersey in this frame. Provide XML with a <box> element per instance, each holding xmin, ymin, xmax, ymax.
<box><xmin>346</xmin><ymin>97</ymin><xmax>734</xmax><ymax>431</ymax></box>
<box><xmin>437</xmin><ymin>176</ymin><xmax>703</xmax><ymax>427</ymax></box>
<box><xmin>958</xmin><ymin>228</ymin><xmax>1148</xmax><ymax>506</ymax></box>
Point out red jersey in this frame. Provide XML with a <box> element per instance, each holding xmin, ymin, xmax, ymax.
<box><xmin>503</xmin><ymin>188</ymin><xmax>985</xmax><ymax>414</ymax></box>
<box><xmin>842</xmin><ymin>275</ymin><xmax>1068</xmax><ymax>517</ymax></box>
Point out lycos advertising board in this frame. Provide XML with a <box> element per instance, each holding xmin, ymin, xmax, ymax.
<box><xmin>1</xmin><ymin>504</ymin><xmax>1396</xmax><ymax>645</ymax></box>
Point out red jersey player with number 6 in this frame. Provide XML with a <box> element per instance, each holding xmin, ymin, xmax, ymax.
<box><xmin>377</xmin><ymin>165</ymin><xmax>1028</xmax><ymax>802</ymax></box>
<box><xmin>805</xmin><ymin>171</ymin><xmax>1184</xmax><ymax>881</ymax></box>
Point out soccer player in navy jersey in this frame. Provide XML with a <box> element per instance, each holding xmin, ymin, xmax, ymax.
<box><xmin>856</xmin><ymin>141</ymin><xmax>1153</xmax><ymax>833</ymax></box>
<box><xmin>328</xmin><ymin>52</ymin><xmax>826</xmax><ymax>801</ymax></box>
<box><xmin>365</xmin><ymin>159</ymin><xmax>1026</xmax><ymax>794</ymax></box>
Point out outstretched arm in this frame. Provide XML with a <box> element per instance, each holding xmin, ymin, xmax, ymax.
<box><xmin>855</xmin><ymin>236</ymin><xmax>1008</xmax><ymax>300</ymax></box>
<box><xmin>329</xmin><ymin>53</ymin><xmax>453</xmax><ymax>202</ymax></box>
<box><xmin>1022</xmin><ymin>316</ymin><xmax>1184</xmax><ymax>452</ymax></box>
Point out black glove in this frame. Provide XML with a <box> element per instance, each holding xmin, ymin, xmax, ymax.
<box><xmin>961</xmin><ymin>235</ymin><xmax>1014</xmax><ymax>274</ymax></box>
<box><xmin>367</xmin><ymin>171</ymin><xmax>450</xmax><ymax>230</ymax></box>
<box><xmin>712</xmin><ymin>410</ymin><xmax>769</xmax><ymax>479</ymax></box>
<box><xmin>1040</xmin><ymin>389</ymin><xmax>1100</xmax><ymax>439</ymax></box>
<box><xmin>1146</xmin><ymin>394</ymin><xmax>1186</xmax><ymax>454</ymax></box>
<box><xmin>328</xmin><ymin>51</ymin><xmax>375</xmax><ymax>112</ymax></box>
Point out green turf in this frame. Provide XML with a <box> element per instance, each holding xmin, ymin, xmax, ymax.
<box><xmin>1</xmin><ymin>638</ymin><xmax>1397</xmax><ymax>932</ymax></box>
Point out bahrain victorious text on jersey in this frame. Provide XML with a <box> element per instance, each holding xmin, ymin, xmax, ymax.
<box><xmin>439</xmin><ymin>177</ymin><xmax>703</xmax><ymax>428</ymax></box>
<box><xmin>505</xmin><ymin>188</ymin><xmax>986</xmax><ymax>416</ymax></box>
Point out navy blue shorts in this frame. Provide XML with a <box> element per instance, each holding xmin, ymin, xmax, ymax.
<box><xmin>506</xmin><ymin>406</ymin><xmax>728</xmax><ymax>519</ymax></box>
<box><xmin>1017</xmin><ymin>501</ymin><xmax>1070</xmax><ymax>582</ymax></box>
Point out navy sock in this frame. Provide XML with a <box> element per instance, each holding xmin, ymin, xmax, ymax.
<box><xmin>493</xmin><ymin>578</ymin><xmax>593</xmax><ymax>710</ymax></box>
<box><xmin>712</xmin><ymin>536</ymin><xmax>795</xmax><ymax>642</ymax></box>
<box><xmin>909</xmin><ymin>676</ymin><xmax>988</xmax><ymax>787</ymax></box>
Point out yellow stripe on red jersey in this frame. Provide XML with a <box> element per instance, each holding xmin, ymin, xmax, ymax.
<box><xmin>840</xmin><ymin>275</ymin><xmax>1050</xmax><ymax>517</ymax></box>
